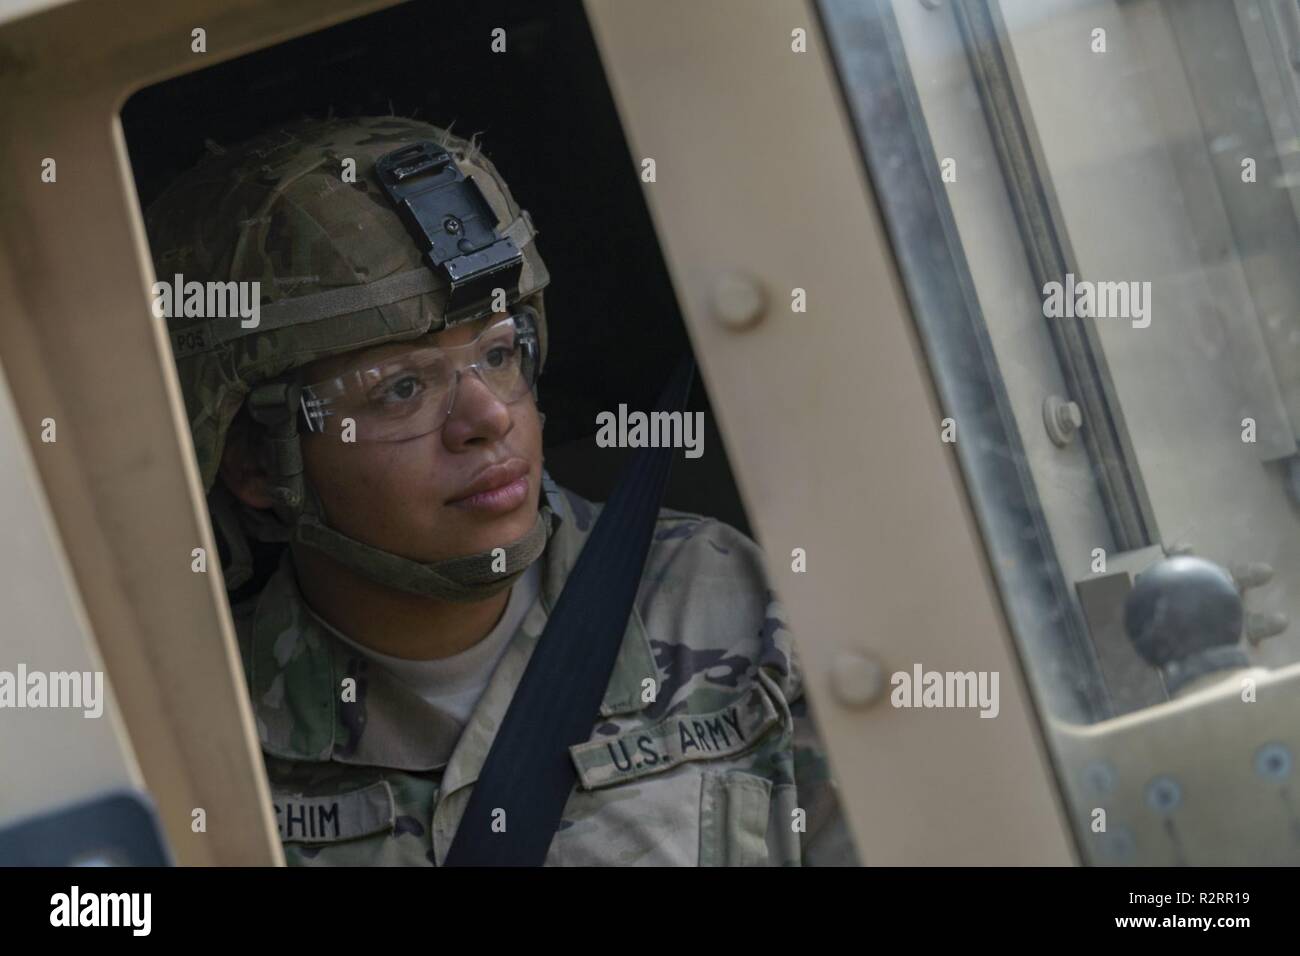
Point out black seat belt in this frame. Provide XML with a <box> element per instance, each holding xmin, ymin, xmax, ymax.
<box><xmin>444</xmin><ymin>354</ymin><xmax>696</xmax><ymax>866</ymax></box>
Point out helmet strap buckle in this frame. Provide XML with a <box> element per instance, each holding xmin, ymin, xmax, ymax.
<box><xmin>246</xmin><ymin>381</ymin><xmax>307</xmax><ymax>525</ymax></box>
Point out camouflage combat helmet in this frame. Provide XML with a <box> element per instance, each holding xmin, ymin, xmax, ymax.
<box><xmin>145</xmin><ymin>115</ymin><xmax>553</xmax><ymax>601</ymax></box>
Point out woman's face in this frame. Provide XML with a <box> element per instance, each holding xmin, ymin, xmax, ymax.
<box><xmin>290</xmin><ymin>315</ymin><xmax>544</xmax><ymax>564</ymax></box>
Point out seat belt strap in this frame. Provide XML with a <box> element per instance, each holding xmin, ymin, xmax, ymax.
<box><xmin>444</xmin><ymin>354</ymin><xmax>696</xmax><ymax>866</ymax></box>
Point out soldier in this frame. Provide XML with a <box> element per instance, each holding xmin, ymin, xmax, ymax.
<box><xmin>146</xmin><ymin>115</ymin><xmax>859</xmax><ymax>866</ymax></box>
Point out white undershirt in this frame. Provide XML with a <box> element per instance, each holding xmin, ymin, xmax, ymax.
<box><xmin>324</xmin><ymin>561</ymin><xmax>541</xmax><ymax>724</ymax></box>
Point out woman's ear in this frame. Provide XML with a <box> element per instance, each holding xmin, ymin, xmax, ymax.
<box><xmin>217</xmin><ymin>412</ymin><xmax>275</xmax><ymax>510</ymax></box>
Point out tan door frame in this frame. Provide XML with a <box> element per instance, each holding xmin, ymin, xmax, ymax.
<box><xmin>0</xmin><ymin>0</ymin><xmax>403</xmax><ymax>866</ymax></box>
<box><xmin>584</xmin><ymin>0</ymin><xmax>1077</xmax><ymax>864</ymax></box>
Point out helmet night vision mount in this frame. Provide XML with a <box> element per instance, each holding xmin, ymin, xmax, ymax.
<box><xmin>375</xmin><ymin>140</ymin><xmax>525</xmax><ymax>325</ymax></box>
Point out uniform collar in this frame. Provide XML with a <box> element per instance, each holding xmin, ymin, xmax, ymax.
<box><xmin>244</xmin><ymin>471</ymin><xmax>658</xmax><ymax>771</ymax></box>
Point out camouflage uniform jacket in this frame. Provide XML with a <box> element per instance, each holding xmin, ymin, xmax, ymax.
<box><xmin>232</xmin><ymin>473</ymin><xmax>859</xmax><ymax>866</ymax></box>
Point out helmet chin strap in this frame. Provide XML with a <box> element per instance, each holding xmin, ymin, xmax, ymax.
<box><xmin>247</xmin><ymin>380</ymin><xmax>553</xmax><ymax>603</ymax></box>
<box><xmin>292</xmin><ymin>482</ymin><xmax>553</xmax><ymax>603</ymax></box>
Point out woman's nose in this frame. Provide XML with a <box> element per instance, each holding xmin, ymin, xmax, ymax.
<box><xmin>441</xmin><ymin>368</ymin><xmax>512</xmax><ymax>448</ymax></box>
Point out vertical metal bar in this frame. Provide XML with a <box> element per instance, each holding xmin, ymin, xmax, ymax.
<box><xmin>816</xmin><ymin>0</ymin><xmax>1110</xmax><ymax>723</ymax></box>
<box><xmin>952</xmin><ymin>0</ymin><xmax>1158</xmax><ymax>553</ymax></box>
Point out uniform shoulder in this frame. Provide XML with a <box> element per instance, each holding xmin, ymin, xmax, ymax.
<box><xmin>646</xmin><ymin>506</ymin><xmax>769</xmax><ymax>588</ymax></box>
<box><xmin>548</xmin><ymin>481</ymin><xmax>754</xmax><ymax>564</ymax></box>
<box><xmin>545</xmin><ymin>480</ymin><xmax>800</xmax><ymax>700</ymax></box>
<box><xmin>638</xmin><ymin>506</ymin><xmax>801</xmax><ymax>704</ymax></box>
<box><xmin>563</xmin><ymin>485</ymin><xmax>775</xmax><ymax>614</ymax></box>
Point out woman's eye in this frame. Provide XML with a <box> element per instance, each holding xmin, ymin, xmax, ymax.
<box><xmin>379</xmin><ymin>375</ymin><xmax>424</xmax><ymax>403</ymax></box>
<box><xmin>485</xmin><ymin>345</ymin><xmax>514</xmax><ymax>368</ymax></box>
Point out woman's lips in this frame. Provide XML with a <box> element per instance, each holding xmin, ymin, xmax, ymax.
<box><xmin>448</xmin><ymin>476</ymin><xmax>529</xmax><ymax>514</ymax></box>
<box><xmin>447</xmin><ymin>458</ymin><xmax>531</xmax><ymax>514</ymax></box>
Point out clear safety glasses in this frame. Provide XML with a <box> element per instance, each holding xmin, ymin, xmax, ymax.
<box><xmin>299</xmin><ymin>310</ymin><xmax>540</xmax><ymax>441</ymax></box>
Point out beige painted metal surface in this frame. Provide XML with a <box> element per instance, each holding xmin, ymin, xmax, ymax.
<box><xmin>0</xmin><ymin>341</ymin><xmax>141</xmax><ymax>822</ymax></box>
<box><xmin>0</xmin><ymin>0</ymin><xmax>412</xmax><ymax>865</ymax></box>
<box><xmin>1054</xmin><ymin>666</ymin><xmax>1300</xmax><ymax>865</ymax></box>
<box><xmin>584</xmin><ymin>0</ymin><xmax>1077</xmax><ymax>864</ymax></box>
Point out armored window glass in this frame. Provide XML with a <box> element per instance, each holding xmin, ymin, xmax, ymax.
<box><xmin>821</xmin><ymin>0</ymin><xmax>1300</xmax><ymax>864</ymax></box>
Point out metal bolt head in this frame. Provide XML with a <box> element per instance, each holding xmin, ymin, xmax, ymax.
<box><xmin>1144</xmin><ymin>776</ymin><xmax>1182</xmax><ymax>814</ymax></box>
<box><xmin>1254</xmin><ymin>742</ymin><xmax>1293</xmax><ymax>781</ymax></box>
<box><xmin>1230</xmin><ymin>561</ymin><xmax>1274</xmax><ymax>590</ymax></box>
<box><xmin>1043</xmin><ymin>395</ymin><xmax>1083</xmax><ymax>446</ymax></box>
<box><xmin>1245</xmin><ymin>611</ymin><xmax>1289</xmax><ymax>645</ymax></box>
<box><xmin>710</xmin><ymin>271</ymin><xmax>767</xmax><ymax>330</ymax></box>
<box><xmin>830</xmin><ymin>650</ymin><xmax>886</xmax><ymax>708</ymax></box>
